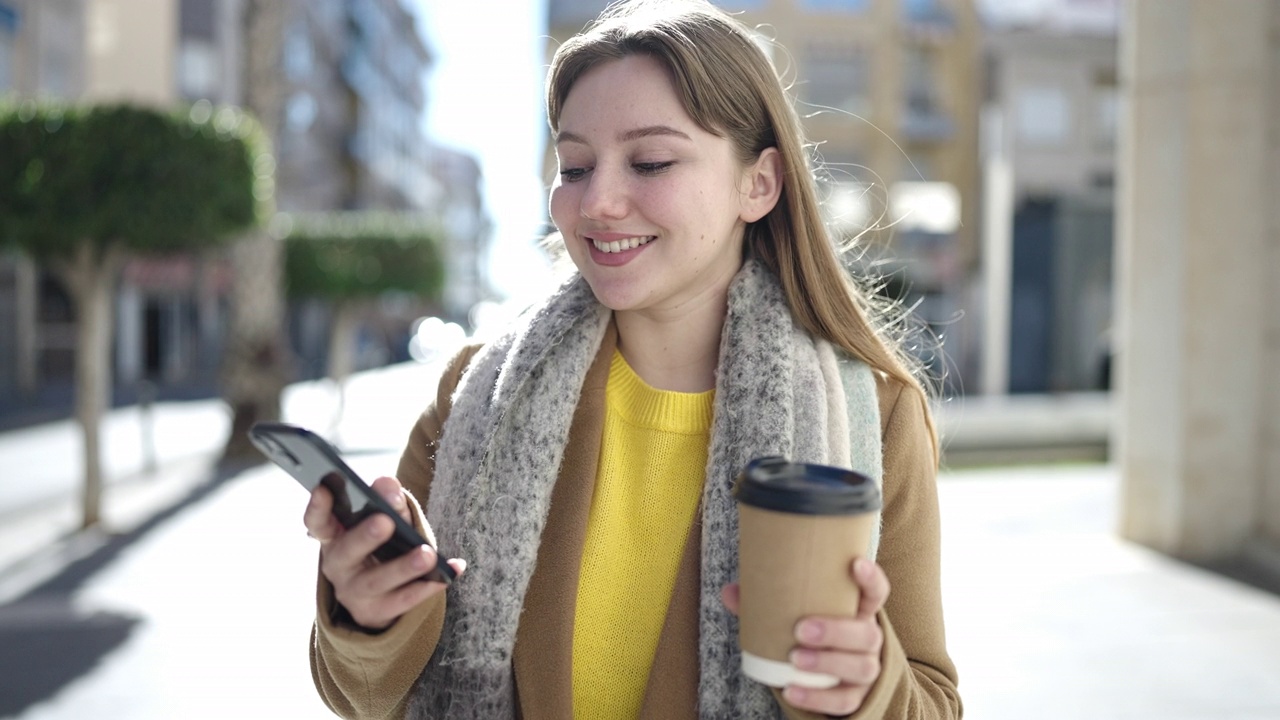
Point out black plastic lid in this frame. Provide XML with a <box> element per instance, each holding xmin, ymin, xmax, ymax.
<box><xmin>733</xmin><ymin>456</ymin><xmax>881</xmax><ymax>516</ymax></box>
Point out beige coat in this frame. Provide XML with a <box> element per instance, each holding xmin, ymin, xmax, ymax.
<box><xmin>310</xmin><ymin>330</ymin><xmax>961</xmax><ymax>719</ymax></box>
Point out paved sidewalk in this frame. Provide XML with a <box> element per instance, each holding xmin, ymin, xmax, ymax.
<box><xmin>939</xmin><ymin>464</ymin><xmax>1280</xmax><ymax>720</ymax></box>
<box><xmin>0</xmin><ymin>360</ymin><xmax>448</xmax><ymax>604</ymax></box>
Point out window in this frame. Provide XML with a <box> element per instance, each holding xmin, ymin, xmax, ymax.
<box><xmin>284</xmin><ymin>20</ymin><xmax>314</xmax><ymax>81</ymax></box>
<box><xmin>1015</xmin><ymin>85</ymin><xmax>1071</xmax><ymax>146</ymax></box>
<box><xmin>286</xmin><ymin>91</ymin><xmax>318</xmax><ymax>132</ymax></box>
<box><xmin>800</xmin><ymin>0</ymin><xmax>870</xmax><ymax>11</ymax></box>
<box><xmin>904</xmin><ymin>46</ymin><xmax>941</xmax><ymax>115</ymax></box>
<box><xmin>42</xmin><ymin>46</ymin><xmax>73</xmax><ymax>98</ymax></box>
<box><xmin>802</xmin><ymin>42</ymin><xmax>870</xmax><ymax>116</ymax></box>
<box><xmin>179</xmin><ymin>0</ymin><xmax>215</xmax><ymax>41</ymax></box>
<box><xmin>0</xmin><ymin>3</ymin><xmax>16</xmax><ymax>91</ymax></box>
<box><xmin>901</xmin><ymin>47</ymin><xmax>953</xmax><ymax>141</ymax></box>
<box><xmin>178</xmin><ymin>40</ymin><xmax>218</xmax><ymax>99</ymax></box>
<box><xmin>1094</xmin><ymin>85</ymin><xmax>1119</xmax><ymax>149</ymax></box>
<box><xmin>902</xmin><ymin>0</ymin><xmax>954</xmax><ymax>27</ymax></box>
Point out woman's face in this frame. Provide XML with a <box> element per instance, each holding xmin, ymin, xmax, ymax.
<box><xmin>550</xmin><ymin>54</ymin><xmax>756</xmax><ymax>315</ymax></box>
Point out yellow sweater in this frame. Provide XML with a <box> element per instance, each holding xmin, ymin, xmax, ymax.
<box><xmin>572</xmin><ymin>351</ymin><xmax>714</xmax><ymax>720</ymax></box>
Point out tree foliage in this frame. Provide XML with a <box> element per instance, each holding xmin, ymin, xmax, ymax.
<box><xmin>281</xmin><ymin>211</ymin><xmax>446</xmax><ymax>440</ymax></box>
<box><xmin>282</xmin><ymin>211</ymin><xmax>445</xmax><ymax>301</ymax></box>
<box><xmin>0</xmin><ymin>99</ymin><xmax>268</xmax><ymax>528</ymax></box>
<box><xmin>0</xmin><ymin>100</ymin><xmax>268</xmax><ymax>260</ymax></box>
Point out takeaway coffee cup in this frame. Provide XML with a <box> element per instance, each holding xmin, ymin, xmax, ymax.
<box><xmin>733</xmin><ymin>456</ymin><xmax>881</xmax><ymax>689</ymax></box>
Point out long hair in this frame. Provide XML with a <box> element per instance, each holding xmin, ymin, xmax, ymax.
<box><xmin>547</xmin><ymin>0</ymin><xmax>938</xmax><ymax>459</ymax></box>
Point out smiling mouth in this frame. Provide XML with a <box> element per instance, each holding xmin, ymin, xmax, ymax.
<box><xmin>590</xmin><ymin>236</ymin><xmax>654</xmax><ymax>254</ymax></box>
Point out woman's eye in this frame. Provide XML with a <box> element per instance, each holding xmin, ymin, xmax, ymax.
<box><xmin>633</xmin><ymin>161</ymin><xmax>675</xmax><ymax>176</ymax></box>
<box><xmin>559</xmin><ymin>167</ymin><xmax>590</xmax><ymax>183</ymax></box>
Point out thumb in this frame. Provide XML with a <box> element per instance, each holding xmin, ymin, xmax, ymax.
<box><xmin>371</xmin><ymin>475</ymin><xmax>412</xmax><ymax>523</ymax></box>
<box><xmin>852</xmin><ymin>558</ymin><xmax>890</xmax><ymax>619</ymax></box>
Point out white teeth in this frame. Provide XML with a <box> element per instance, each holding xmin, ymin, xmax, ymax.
<box><xmin>591</xmin><ymin>236</ymin><xmax>653</xmax><ymax>253</ymax></box>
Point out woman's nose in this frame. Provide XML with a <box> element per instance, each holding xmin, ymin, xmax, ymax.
<box><xmin>580</xmin><ymin>168</ymin><xmax>628</xmax><ymax>220</ymax></box>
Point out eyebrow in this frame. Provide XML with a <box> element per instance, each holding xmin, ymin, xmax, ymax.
<box><xmin>555</xmin><ymin>125</ymin><xmax>693</xmax><ymax>146</ymax></box>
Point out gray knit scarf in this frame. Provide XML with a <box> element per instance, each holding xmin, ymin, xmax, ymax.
<box><xmin>408</xmin><ymin>260</ymin><xmax>882</xmax><ymax>719</ymax></box>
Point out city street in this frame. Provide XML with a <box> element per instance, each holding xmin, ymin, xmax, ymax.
<box><xmin>2</xmin><ymin>0</ymin><xmax>1275</xmax><ymax>717</ymax></box>
<box><xmin>2</xmin><ymin>362</ymin><xmax>1280</xmax><ymax>719</ymax></box>
<box><xmin>0</xmin><ymin>361</ymin><xmax>447</xmax><ymax>720</ymax></box>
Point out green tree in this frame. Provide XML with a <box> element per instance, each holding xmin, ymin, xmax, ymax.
<box><xmin>0</xmin><ymin>100</ymin><xmax>268</xmax><ymax>528</ymax></box>
<box><xmin>283</xmin><ymin>211</ymin><xmax>445</xmax><ymax>426</ymax></box>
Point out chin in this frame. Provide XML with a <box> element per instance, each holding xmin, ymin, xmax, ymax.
<box><xmin>580</xmin><ymin>274</ymin><xmax>651</xmax><ymax>312</ymax></box>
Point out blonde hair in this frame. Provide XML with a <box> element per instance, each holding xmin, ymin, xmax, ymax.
<box><xmin>547</xmin><ymin>0</ymin><xmax>938</xmax><ymax>458</ymax></box>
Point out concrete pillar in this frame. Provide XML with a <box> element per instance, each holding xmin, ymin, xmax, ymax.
<box><xmin>980</xmin><ymin>106</ymin><xmax>1013</xmax><ymax>397</ymax></box>
<box><xmin>1115</xmin><ymin>0</ymin><xmax>1279</xmax><ymax>561</ymax></box>
<box><xmin>1262</xmin><ymin>4</ymin><xmax>1280</xmax><ymax>549</ymax></box>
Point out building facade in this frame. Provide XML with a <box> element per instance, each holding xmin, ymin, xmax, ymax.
<box><xmin>980</xmin><ymin>0</ymin><xmax>1119</xmax><ymax>394</ymax></box>
<box><xmin>428</xmin><ymin>144</ymin><xmax>492</xmax><ymax>322</ymax></box>
<box><xmin>0</xmin><ymin>0</ymin><xmax>490</xmax><ymax>424</ymax></box>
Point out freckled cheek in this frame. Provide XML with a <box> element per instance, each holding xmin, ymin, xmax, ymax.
<box><xmin>633</xmin><ymin>185</ymin><xmax>680</xmax><ymax>222</ymax></box>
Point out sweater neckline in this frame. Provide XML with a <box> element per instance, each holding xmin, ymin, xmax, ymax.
<box><xmin>607</xmin><ymin>350</ymin><xmax>714</xmax><ymax>433</ymax></box>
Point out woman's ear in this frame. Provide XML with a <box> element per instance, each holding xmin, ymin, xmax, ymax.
<box><xmin>739</xmin><ymin>147</ymin><xmax>784</xmax><ymax>223</ymax></box>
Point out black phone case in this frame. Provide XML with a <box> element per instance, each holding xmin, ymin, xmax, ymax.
<box><xmin>247</xmin><ymin>421</ymin><xmax>455</xmax><ymax>584</ymax></box>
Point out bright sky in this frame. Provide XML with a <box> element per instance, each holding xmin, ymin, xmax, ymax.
<box><xmin>410</xmin><ymin>0</ymin><xmax>556</xmax><ymax>304</ymax></box>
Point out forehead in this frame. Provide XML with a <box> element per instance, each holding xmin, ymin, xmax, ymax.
<box><xmin>558</xmin><ymin>54</ymin><xmax>695</xmax><ymax>138</ymax></box>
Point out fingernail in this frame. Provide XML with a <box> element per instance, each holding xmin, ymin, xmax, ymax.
<box><xmin>790</xmin><ymin>649</ymin><xmax>816</xmax><ymax>669</ymax></box>
<box><xmin>783</xmin><ymin>686</ymin><xmax>807</xmax><ymax>704</ymax></box>
<box><xmin>796</xmin><ymin>620</ymin><xmax>822</xmax><ymax>643</ymax></box>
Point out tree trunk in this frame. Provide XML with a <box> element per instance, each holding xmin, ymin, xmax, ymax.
<box><xmin>196</xmin><ymin>251</ymin><xmax>222</xmax><ymax>381</ymax></box>
<box><xmin>15</xmin><ymin>253</ymin><xmax>38</xmax><ymax>397</ymax></box>
<box><xmin>222</xmin><ymin>228</ymin><xmax>290</xmax><ymax>459</ymax></box>
<box><xmin>222</xmin><ymin>0</ymin><xmax>291</xmax><ymax>460</ymax></box>
<box><xmin>54</xmin><ymin>243</ymin><xmax>124</xmax><ymax>530</ymax></box>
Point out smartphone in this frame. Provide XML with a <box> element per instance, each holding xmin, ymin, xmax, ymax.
<box><xmin>247</xmin><ymin>421</ymin><xmax>456</xmax><ymax>585</ymax></box>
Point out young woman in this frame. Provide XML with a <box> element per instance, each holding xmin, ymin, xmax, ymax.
<box><xmin>302</xmin><ymin>1</ymin><xmax>960</xmax><ymax>718</ymax></box>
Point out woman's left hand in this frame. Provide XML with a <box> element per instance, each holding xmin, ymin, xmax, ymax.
<box><xmin>721</xmin><ymin>557</ymin><xmax>891</xmax><ymax>717</ymax></box>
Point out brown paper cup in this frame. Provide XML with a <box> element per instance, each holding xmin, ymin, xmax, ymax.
<box><xmin>734</xmin><ymin>458</ymin><xmax>879</xmax><ymax>689</ymax></box>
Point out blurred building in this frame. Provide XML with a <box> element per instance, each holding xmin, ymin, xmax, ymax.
<box><xmin>0</xmin><ymin>0</ymin><xmax>85</xmax><ymax>98</ymax></box>
<box><xmin>979</xmin><ymin>0</ymin><xmax>1119</xmax><ymax>395</ymax></box>
<box><xmin>427</xmin><ymin>143</ymin><xmax>492</xmax><ymax>323</ymax></box>
<box><xmin>0</xmin><ymin>0</ymin><xmax>491</xmax><ymax>421</ymax></box>
<box><xmin>546</xmin><ymin>0</ymin><xmax>982</xmax><ymax>392</ymax></box>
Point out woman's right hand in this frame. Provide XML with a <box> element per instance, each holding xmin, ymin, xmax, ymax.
<box><xmin>303</xmin><ymin>475</ymin><xmax>464</xmax><ymax>631</ymax></box>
